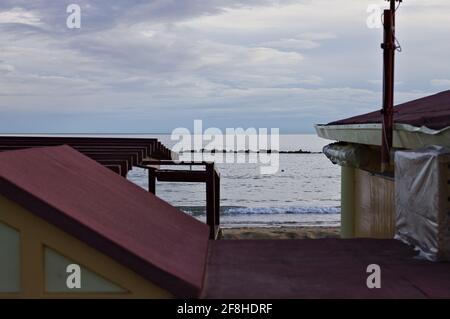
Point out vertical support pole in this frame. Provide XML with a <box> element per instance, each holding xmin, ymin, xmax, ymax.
<box><xmin>341</xmin><ymin>166</ymin><xmax>355</xmax><ymax>238</ymax></box>
<box><xmin>214</xmin><ymin>170</ymin><xmax>220</xmax><ymax>229</ymax></box>
<box><xmin>390</xmin><ymin>0</ymin><xmax>397</xmax><ymax>24</ymax></box>
<box><xmin>381</xmin><ymin>6</ymin><xmax>395</xmax><ymax>172</ymax></box>
<box><xmin>206</xmin><ymin>163</ymin><xmax>216</xmax><ymax>239</ymax></box>
<box><xmin>148</xmin><ymin>168</ymin><xmax>156</xmax><ymax>194</ymax></box>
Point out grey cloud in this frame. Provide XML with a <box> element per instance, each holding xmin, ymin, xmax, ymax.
<box><xmin>0</xmin><ymin>0</ymin><xmax>449</xmax><ymax>133</ymax></box>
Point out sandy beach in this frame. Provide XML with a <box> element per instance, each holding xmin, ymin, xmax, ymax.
<box><xmin>220</xmin><ymin>226</ymin><xmax>340</xmax><ymax>240</ymax></box>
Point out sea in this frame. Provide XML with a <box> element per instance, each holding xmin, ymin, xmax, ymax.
<box><xmin>127</xmin><ymin>134</ymin><xmax>341</xmax><ymax>228</ymax></box>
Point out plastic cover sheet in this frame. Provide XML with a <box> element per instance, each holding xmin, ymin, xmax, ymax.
<box><xmin>323</xmin><ymin>142</ymin><xmax>378</xmax><ymax>169</ymax></box>
<box><xmin>395</xmin><ymin>145</ymin><xmax>450</xmax><ymax>261</ymax></box>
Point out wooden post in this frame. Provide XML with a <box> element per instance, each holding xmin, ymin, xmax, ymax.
<box><xmin>148</xmin><ymin>168</ymin><xmax>156</xmax><ymax>194</ymax></box>
<box><xmin>206</xmin><ymin>163</ymin><xmax>216</xmax><ymax>239</ymax></box>
<box><xmin>214</xmin><ymin>170</ymin><xmax>220</xmax><ymax>229</ymax></box>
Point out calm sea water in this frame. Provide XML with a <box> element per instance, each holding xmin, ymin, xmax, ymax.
<box><xmin>127</xmin><ymin>134</ymin><xmax>341</xmax><ymax>228</ymax></box>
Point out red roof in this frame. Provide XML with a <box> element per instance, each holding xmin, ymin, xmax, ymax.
<box><xmin>0</xmin><ymin>145</ymin><xmax>209</xmax><ymax>297</ymax></box>
<box><xmin>327</xmin><ymin>90</ymin><xmax>450</xmax><ymax>130</ymax></box>
<box><xmin>204</xmin><ymin>239</ymin><xmax>450</xmax><ymax>298</ymax></box>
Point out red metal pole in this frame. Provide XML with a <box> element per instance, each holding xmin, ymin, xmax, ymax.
<box><xmin>381</xmin><ymin>5</ymin><xmax>396</xmax><ymax>172</ymax></box>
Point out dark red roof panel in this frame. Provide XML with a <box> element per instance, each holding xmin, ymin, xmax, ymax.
<box><xmin>0</xmin><ymin>145</ymin><xmax>209</xmax><ymax>297</ymax></box>
<box><xmin>327</xmin><ymin>90</ymin><xmax>450</xmax><ymax>130</ymax></box>
<box><xmin>204</xmin><ymin>239</ymin><xmax>450</xmax><ymax>298</ymax></box>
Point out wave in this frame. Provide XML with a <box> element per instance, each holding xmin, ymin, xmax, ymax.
<box><xmin>179</xmin><ymin>205</ymin><xmax>340</xmax><ymax>216</ymax></box>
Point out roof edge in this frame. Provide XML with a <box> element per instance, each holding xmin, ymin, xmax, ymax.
<box><xmin>315</xmin><ymin>123</ymin><xmax>450</xmax><ymax>149</ymax></box>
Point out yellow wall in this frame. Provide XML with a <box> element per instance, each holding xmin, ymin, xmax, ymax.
<box><xmin>0</xmin><ymin>195</ymin><xmax>172</xmax><ymax>299</ymax></box>
<box><xmin>0</xmin><ymin>222</ymin><xmax>20</xmax><ymax>292</ymax></box>
<box><xmin>340</xmin><ymin>166</ymin><xmax>355</xmax><ymax>238</ymax></box>
<box><xmin>353</xmin><ymin>169</ymin><xmax>395</xmax><ymax>238</ymax></box>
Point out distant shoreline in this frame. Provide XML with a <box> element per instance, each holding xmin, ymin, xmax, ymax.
<box><xmin>180</xmin><ymin>149</ymin><xmax>322</xmax><ymax>154</ymax></box>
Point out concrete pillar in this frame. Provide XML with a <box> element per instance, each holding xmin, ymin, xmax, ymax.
<box><xmin>341</xmin><ymin>166</ymin><xmax>355</xmax><ymax>238</ymax></box>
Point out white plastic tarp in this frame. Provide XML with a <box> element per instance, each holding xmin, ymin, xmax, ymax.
<box><xmin>395</xmin><ymin>146</ymin><xmax>450</xmax><ymax>261</ymax></box>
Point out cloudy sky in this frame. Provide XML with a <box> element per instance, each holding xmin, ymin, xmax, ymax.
<box><xmin>0</xmin><ymin>0</ymin><xmax>449</xmax><ymax>133</ymax></box>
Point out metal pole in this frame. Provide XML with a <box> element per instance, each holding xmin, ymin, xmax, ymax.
<box><xmin>381</xmin><ymin>3</ymin><xmax>396</xmax><ymax>172</ymax></box>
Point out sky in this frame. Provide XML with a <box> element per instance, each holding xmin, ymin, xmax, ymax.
<box><xmin>0</xmin><ymin>0</ymin><xmax>449</xmax><ymax>133</ymax></box>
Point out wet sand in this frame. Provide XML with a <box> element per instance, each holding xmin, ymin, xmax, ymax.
<box><xmin>220</xmin><ymin>226</ymin><xmax>340</xmax><ymax>240</ymax></box>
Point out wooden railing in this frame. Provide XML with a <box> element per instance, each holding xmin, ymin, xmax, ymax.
<box><xmin>139</xmin><ymin>160</ymin><xmax>221</xmax><ymax>240</ymax></box>
<box><xmin>0</xmin><ymin>136</ymin><xmax>174</xmax><ymax>177</ymax></box>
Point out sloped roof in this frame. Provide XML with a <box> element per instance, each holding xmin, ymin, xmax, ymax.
<box><xmin>0</xmin><ymin>145</ymin><xmax>209</xmax><ymax>297</ymax></box>
<box><xmin>328</xmin><ymin>90</ymin><xmax>450</xmax><ymax>130</ymax></box>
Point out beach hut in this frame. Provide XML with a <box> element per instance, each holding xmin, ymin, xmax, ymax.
<box><xmin>1</xmin><ymin>144</ymin><xmax>449</xmax><ymax>298</ymax></box>
<box><xmin>0</xmin><ymin>145</ymin><xmax>209</xmax><ymax>298</ymax></box>
<box><xmin>315</xmin><ymin>90</ymin><xmax>450</xmax><ymax>246</ymax></box>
